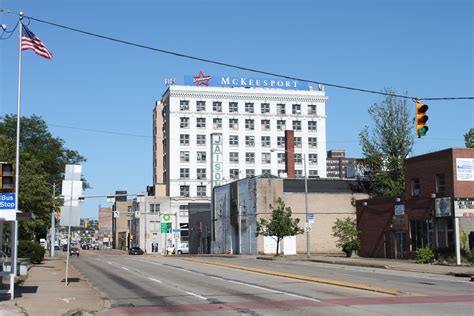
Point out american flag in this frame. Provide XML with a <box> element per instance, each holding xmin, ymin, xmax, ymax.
<box><xmin>21</xmin><ymin>24</ymin><xmax>53</xmax><ymax>59</ymax></box>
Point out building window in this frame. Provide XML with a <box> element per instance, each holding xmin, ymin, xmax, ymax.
<box><xmin>180</xmin><ymin>134</ymin><xmax>189</xmax><ymax>146</ymax></box>
<box><xmin>309</xmin><ymin>154</ymin><xmax>318</xmax><ymax>164</ymax></box>
<box><xmin>196</xmin><ymin>134</ymin><xmax>206</xmax><ymax>146</ymax></box>
<box><xmin>180</xmin><ymin>168</ymin><xmax>189</xmax><ymax>179</ymax></box>
<box><xmin>246</xmin><ymin>169</ymin><xmax>255</xmax><ymax>177</ymax></box>
<box><xmin>294</xmin><ymin>153</ymin><xmax>302</xmax><ymax>164</ymax></box>
<box><xmin>309</xmin><ymin>170</ymin><xmax>318</xmax><ymax>178</ymax></box>
<box><xmin>436</xmin><ymin>174</ymin><xmax>446</xmax><ymax>193</ymax></box>
<box><xmin>308</xmin><ymin>121</ymin><xmax>317</xmax><ymax>131</ymax></box>
<box><xmin>229</xmin><ymin>102</ymin><xmax>238</xmax><ymax>112</ymax></box>
<box><xmin>245</xmin><ymin>136</ymin><xmax>255</xmax><ymax>147</ymax></box>
<box><xmin>197</xmin><ymin>168</ymin><xmax>207</xmax><ymax>180</ymax></box>
<box><xmin>229</xmin><ymin>152</ymin><xmax>239</xmax><ymax>164</ymax></box>
<box><xmin>230</xmin><ymin>169</ymin><xmax>239</xmax><ymax>179</ymax></box>
<box><xmin>262</xmin><ymin>153</ymin><xmax>271</xmax><ymax>164</ymax></box>
<box><xmin>213</xmin><ymin>101</ymin><xmax>222</xmax><ymax>112</ymax></box>
<box><xmin>149</xmin><ymin>204</ymin><xmax>160</xmax><ymax>213</ymax></box>
<box><xmin>293</xmin><ymin>121</ymin><xmax>302</xmax><ymax>131</ymax></box>
<box><xmin>410</xmin><ymin>219</ymin><xmax>433</xmax><ymax>251</ymax></box>
<box><xmin>180</xmin><ymin>100</ymin><xmax>189</xmax><ymax>111</ymax></box>
<box><xmin>197</xmin><ymin>151</ymin><xmax>206</xmax><ymax>163</ymax></box>
<box><xmin>180</xmin><ymin>151</ymin><xmax>190</xmax><ymax>162</ymax></box>
<box><xmin>278</xmin><ymin>169</ymin><xmax>286</xmax><ymax>176</ymax></box>
<box><xmin>261</xmin><ymin>136</ymin><xmax>271</xmax><ymax>147</ymax></box>
<box><xmin>308</xmin><ymin>137</ymin><xmax>317</xmax><ymax>148</ymax></box>
<box><xmin>277</xmin><ymin>103</ymin><xmax>286</xmax><ymax>114</ymax></box>
<box><xmin>245</xmin><ymin>119</ymin><xmax>254</xmax><ymax>131</ymax></box>
<box><xmin>277</xmin><ymin>120</ymin><xmax>286</xmax><ymax>131</ymax></box>
<box><xmin>197</xmin><ymin>185</ymin><xmax>207</xmax><ymax>197</ymax></box>
<box><xmin>294</xmin><ymin>137</ymin><xmax>302</xmax><ymax>148</ymax></box>
<box><xmin>261</xmin><ymin>119</ymin><xmax>270</xmax><ymax>131</ymax></box>
<box><xmin>292</xmin><ymin>104</ymin><xmax>301</xmax><ymax>114</ymax></box>
<box><xmin>261</xmin><ymin>169</ymin><xmax>271</xmax><ymax>175</ymax></box>
<box><xmin>308</xmin><ymin>104</ymin><xmax>316</xmax><ymax>115</ymax></box>
<box><xmin>180</xmin><ymin>117</ymin><xmax>189</xmax><ymax>128</ymax></box>
<box><xmin>229</xmin><ymin>135</ymin><xmax>239</xmax><ymax>146</ymax></box>
<box><xmin>196</xmin><ymin>117</ymin><xmax>206</xmax><ymax>128</ymax></box>
<box><xmin>196</xmin><ymin>101</ymin><xmax>206</xmax><ymax>111</ymax></box>
<box><xmin>245</xmin><ymin>102</ymin><xmax>254</xmax><ymax>113</ymax></box>
<box><xmin>261</xmin><ymin>103</ymin><xmax>270</xmax><ymax>113</ymax></box>
<box><xmin>179</xmin><ymin>205</ymin><xmax>188</xmax><ymax>217</ymax></box>
<box><xmin>246</xmin><ymin>152</ymin><xmax>255</xmax><ymax>163</ymax></box>
<box><xmin>213</xmin><ymin>118</ymin><xmax>222</xmax><ymax>129</ymax></box>
<box><xmin>295</xmin><ymin>170</ymin><xmax>303</xmax><ymax>178</ymax></box>
<box><xmin>277</xmin><ymin>136</ymin><xmax>285</xmax><ymax>148</ymax></box>
<box><xmin>229</xmin><ymin>118</ymin><xmax>239</xmax><ymax>130</ymax></box>
<box><xmin>180</xmin><ymin>185</ymin><xmax>190</xmax><ymax>197</ymax></box>
<box><xmin>412</xmin><ymin>178</ymin><xmax>421</xmax><ymax>196</ymax></box>
<box><xmin>277</xmin><ymin>153</ymin><xmax>286</xmax><ymax>164</ymax></box>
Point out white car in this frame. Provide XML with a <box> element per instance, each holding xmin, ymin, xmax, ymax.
<box><xmin>176</xmin><ymin>243</ymin><xmax>189</xmax><ymax>255</ymax></box>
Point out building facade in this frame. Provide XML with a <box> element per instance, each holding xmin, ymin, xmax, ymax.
<box><xmin>154</xmin><ymin>78</ymin><xmax>328</xmax><ymax>220</ymax></box>
<box><xmin>326</xmin><ymin>150</ymin><xmax>359</xmax><ymax>179</ymax></box>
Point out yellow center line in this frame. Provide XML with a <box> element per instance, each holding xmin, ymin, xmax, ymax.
<box><xmin>181</xmin><ymin>258</ymin><xmax>400</xmax><ymax>296</ymax></box>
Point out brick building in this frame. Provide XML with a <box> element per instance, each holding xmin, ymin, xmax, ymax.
<box><xmin>356</xmin><ymin>148</ymin><xmax>474</xmax><ymax>258</ymax></box>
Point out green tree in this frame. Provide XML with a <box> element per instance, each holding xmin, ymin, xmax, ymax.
<box><xmin>332</xmin><ymin>217</ymin><xmax>360</xmax><ymax>255</ymax></box>
<box><xmin>256</xmin><ymin>198</ymin><xmax>304</xmax><ymax>256</ymax></box>
<box><xmin>359</xmin><ymin>89</ymin><xmax>414</xmax><ymax>196</ymax></box>
<box><xmin>464</xmin><ymin>128</ymin><xmax>474</xmax><ymax>148</ymax></box>
<box><xmin>0</xmin><ymin>115</ymin><xmax>87</xmax><ymax>240</ymax></box>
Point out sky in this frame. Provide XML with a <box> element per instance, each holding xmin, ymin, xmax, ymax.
<box><xmin>1</xmin><ymin>0</ymin><xmax>473</xmax><ymax>219</ymax></box>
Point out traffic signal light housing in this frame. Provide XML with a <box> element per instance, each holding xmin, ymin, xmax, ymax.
<box><xmin>0</xmin><ymin>163</ymin><xmax>15</xmax><ymax>193</ymax></box>
<box><xmin>416</xmin><ymin>102</ymin><xmax>429</xmax><ymax>137</ymax></box>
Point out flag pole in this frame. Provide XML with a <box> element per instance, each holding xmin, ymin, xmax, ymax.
<box><xmin>11</xmin><ymin>12</ymin><xmax>24</xmax><ymax>300</ymax></box>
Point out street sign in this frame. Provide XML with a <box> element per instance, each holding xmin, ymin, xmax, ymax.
<box><xmin>113</xmin><ymin>211</ymin><xmax>119</xmax><ymax>218</ymax></box>
<box><xmin>172</xmin><ymin>228</ymin><xmax>181</xmax><ymax>233</ymax></box>
<box><xmin>161</xmin><ymin>222</ymin><xmax>172</xmax><ymax>233</ymax></box>
<box><xmin>307</xmin><ymin>213</ymin><xmax>315</xmax><ymax>224</ymax></box>
<box><xmin>304</xmin><ymin>223</ymin><xmax>312</xmax><ymax>233</ymax></box>
<box><xmin>394</xmin><ymin>204</ymin><xmax>405</xmax><ymax>216</ymax></box>
<box><xmin>0</xmin><ymin>193</ymin><xmax>16</xmax><ymax>221</ymax></box>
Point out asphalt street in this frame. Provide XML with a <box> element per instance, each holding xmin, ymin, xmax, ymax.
<box><xmin>70</xmin><ymin>252</ymin><xmax>474</xmax><ymax>315</ymax></box>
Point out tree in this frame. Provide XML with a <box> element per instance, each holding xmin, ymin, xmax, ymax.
<box><xmin>359</xmin><ymin>89</ymin><xmax>414</xmax><ymax>197</ymax></box>
<box><xmin>0</xmin><ymin>115</ymin><xmax>87</xmax><ymax>240</ymax></box>
<box><xmin>256</xmin><ymin>198</ymin><xmax>304</xmax><ymax>256</ymax></box>
<box><xmin>464</xmin><ymin>128</ymin><xmax>474</xmax><ymax>148</ymax></box>
<box><xmin>332</xmin><ymin>217</ymin><xmax>360</xmax><ymax>255</ymax></box>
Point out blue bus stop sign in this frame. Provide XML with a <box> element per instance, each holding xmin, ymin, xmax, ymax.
<box><xmin>0</xmin><ymin>194</ymin><xmax>15</xmax><ymax>210</ymax></box>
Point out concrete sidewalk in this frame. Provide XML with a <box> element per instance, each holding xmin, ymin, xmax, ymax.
<box><xmin>257</xmin><ymin>254</ymin><xmax>474</xmax><ymax>276</ymax></box>
<box><xmin>0</xmin><ymin>255</ymin><xmax>106</xmax><ymax>316</ymax></box>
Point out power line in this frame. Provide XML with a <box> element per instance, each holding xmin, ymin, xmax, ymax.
<box><xmin>48</xmin><ymin>123</ymin><xmax>152</xmax><ymax>138</ymax></box>
<box><xmin>3</xmin><ymin>12</ymin><xmax>469</xmax><ymax>102</ymax></box>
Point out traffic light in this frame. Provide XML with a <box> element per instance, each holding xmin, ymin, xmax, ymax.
<box><xmin>0</xmin><ymin>163</ymin><xmax>15</xmax><ymax>193</ymax></box>
<box><xmin>416</xmin><ymin>101</ymin><xmax>429</xmax><ymax>137</ymax></box>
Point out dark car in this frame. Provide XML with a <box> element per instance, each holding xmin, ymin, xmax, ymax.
<box><xmin>128</xmin><ymin>247</ymin><xmax>144</xmax><ymax>255</ymax></box>
<box><xmin>62</xmin><ymin>244</ymin><xmax>68</xmax><ymax>252</ymax></box>
<box><xmin>70</xmin><ymin>247</ymin><xmax>80</xmax><ymax>256</ymax></box>
<box><xmin>81</xmin><ymin>244</ymin><xmax>90</xmax><ymax>250</ymax></box>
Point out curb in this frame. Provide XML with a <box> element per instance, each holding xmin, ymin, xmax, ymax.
<box><xmin>182</xmin><ymin>258</ymin><xmax>400</xmax><ymax>295</ymax></box>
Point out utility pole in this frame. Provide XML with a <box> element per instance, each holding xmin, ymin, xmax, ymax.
<box><xmin>50</xmin><ymin>183</ymin><xmax>57</xmax><ymax>257</ymax></box>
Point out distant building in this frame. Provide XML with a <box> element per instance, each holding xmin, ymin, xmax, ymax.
<box><xmin>98</xmin><ymin>206</ymin><xmax>112</xmax><ymax>248</ymax></box>
<box><xmin>111</xmin><ymin>191</ymin><xmax>133</xmax><ymax>251</ymax></box>
<box><xmin>326</xmin><ymin>150</ymin><xmax>360</xmax><ymax>179</ymax></box>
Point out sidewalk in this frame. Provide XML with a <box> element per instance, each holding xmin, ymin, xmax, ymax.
<box><xmin>0</xmin><ymin>255</ymin><xmax>106</xmax><ymax>316</ymax></box>
<box><xmin>257</xmin><ymin>254</ymin><xmax>474</xmax><ymax>276</ymax></box>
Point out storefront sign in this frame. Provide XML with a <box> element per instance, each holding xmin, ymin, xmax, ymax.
<box><xmin>184</xmin><ymin>71</ymin><xmax>311</xmax><ymax>90</ymax></box>
<box><xmin>435</xmin><ymin>197</ymin><xmax>452</xmax><ymax>217</ymax></box>
<box><xmin>394</xmin><ymin>204</ymin><xmax>405</xmax><ymax>216</ymax></box>
<box><xmin>456</xmin><ymin>158</ymin><xmax>474</xmax><ymax>181</ymax></box>
<box><xmin>454</xmin><ymin>198</ymin><xmax>474</xmax><ymax>217</ymax></box>
<box><xmin>211</xmin><ymin>133</ymin><xmax>223</xmax><ymax>188</ymax></box>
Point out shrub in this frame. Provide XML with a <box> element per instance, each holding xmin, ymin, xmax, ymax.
<box><xmin>18</xmin><ymin>240</ymin><xmax>45</xmax><ymax>264</ymax></box>
<box><xmin>416</xmin><ymin>247</ymin><xmax>434</xmax><ymax>264</ymax></box>
<box><xmin>332</xmin><ymin>217</ymin><xmax>360</xmax><ymax>253</ymax></box>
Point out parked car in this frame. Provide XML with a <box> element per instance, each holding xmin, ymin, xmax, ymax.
<box><xmin>69</xmin><ymin>247</ymin><xmax>80</xmax><ymax>256</ymax></box>
<box><xmin>81</xmin><ymin>244</ymin><xmax>90</xmax><ymax>250</ymax></box>
<box><xmin>176</xmin><ymin>243</ymin><xmax>189</xmax><ymax>255</ymax></box>
<box><xmin>62</xmin><ymin>244</ymin><xmax>68</xmax><ymax>252</ymax></box>
<box><xmin>128</xmin><ymin>247</ymin><xmax>144</xmax><ymax>255</ymax></box>
<box><xmin>54</xmin><ymin>245</ymin><xmax>60</xmax><ymax>251</ymax></box>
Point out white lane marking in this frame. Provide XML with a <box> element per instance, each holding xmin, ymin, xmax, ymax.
<box><xmin>228</xmin><ymin>280</ymin><xmax>320</xmax><ymax>302</ymax></box>
<box><xmin>148</xmin><ymin>277</ymin><xmax>162</xmax><ymax>283</ymax></box>
<box><xmin>285</xmin><ymin>292</ymin><xmax>321</xmax><ymax>302</ymax></box>
<box><xmin>107</xmin><ymin>261</ymin><xmax>113</xmax><ymax>265</ymax></box>
<box><xmin>121</xmin><ymin>267</ymin><xmax>129</xmax><ymax>271</ymax></box>
<box><xmin>185</xmin><ymin>291</ymin><xmax>207</xmax><ymax>300</ymax></box>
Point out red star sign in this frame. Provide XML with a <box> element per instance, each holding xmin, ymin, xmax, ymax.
<box><xmin>193</xmin><ymin>71</ymin><xmax>212</xmax><ymax>86</ymax></box>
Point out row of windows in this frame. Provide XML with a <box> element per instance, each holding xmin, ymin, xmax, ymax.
<box><xmin>179</xmin><ymin>100</ymin><xmax>318</xmax><ymax>115</ymax></box>
<box><xmin>411</xmin><ymin>174</ymin><xmax>446</xmax><ymax>197</ymax></box>
<box><xmin>180</xmin><ymin>152</ymin><xmax>318</xmax><ymax>167</ymax></box>
<box><xmin>180</xmin><ymin>134</ymin><xmax>318</xmax><ymax>148</ymax></box>
<box><xmin>178</xmin><ymin>169</ymin><xmax>320</xmax><ymax>197</ymax></box>
<box><xmin>179</xmin><ymin>117</ymin><xmax>317</xmax><ymax>131</ymax></box>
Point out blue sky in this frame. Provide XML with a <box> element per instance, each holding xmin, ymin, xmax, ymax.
<box><xmin>1</xmin><ymin>0</ymin><xmax>472</xmax><ymax>219</ymax></box>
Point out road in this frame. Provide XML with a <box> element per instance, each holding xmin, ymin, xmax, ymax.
<box><xmin>69</xmin><ymin>251</ymin><xmax>473</xmax><ymax>315</ymax></box>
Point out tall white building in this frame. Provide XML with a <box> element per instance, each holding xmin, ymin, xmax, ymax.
<box><xmin>153</xmin><ymin>73</ymin><xmax>328</xmax><ymax>217</ymax></box>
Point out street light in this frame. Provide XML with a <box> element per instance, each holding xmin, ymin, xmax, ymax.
<box><xmin>270</xmin><ymin>148</ymin><xmax>311</xmax><ymax>258</ymax></box>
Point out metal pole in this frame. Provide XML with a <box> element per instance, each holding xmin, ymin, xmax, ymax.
<box><xmin>238</xmin><ymin>206</ymin><xmax>242</xmax><ymax>254</ymax></box>
<box><xmin>65</xmin><ymin>177</ymin><xmax>74</xmax><ymax>286</ymax></box>
<box><xmin>11</xmin><ymin>15</ymin><xmax>24</xmax><ymax>300</ymax></box>
<box><xmin>174</xmin><ymin>212</ymin><xmax>179</xmax><ymax>254</ymax></box>
<box><xmin>50</xmin><ymin>184</ymin><xmax>56</xmax><ymax>257</ymax></box>
<box><xmin>304</xmin><ymin>153</ymin><xmax>310</xmax><ymax>258</ymax></box>
<box><xmin>144</xmin><ymin>202</ymin><xmax>147</xmax><ymax>253</ymax></box>
<box><xmin>454</xmin><ymin>217</ymin><xmax>461</xmax><ymax>265</ymax></box>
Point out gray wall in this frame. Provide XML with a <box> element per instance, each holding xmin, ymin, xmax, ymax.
<box><xmin>189</xmin><ymin>203</ymin><xmax>211</xmax><ymax>254</ymax></box>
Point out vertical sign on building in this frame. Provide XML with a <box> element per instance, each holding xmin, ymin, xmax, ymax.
<box><xmin>211</xmin><ymin>133</ymin><xmax>223</xmax><ymax>189</ymax></box>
